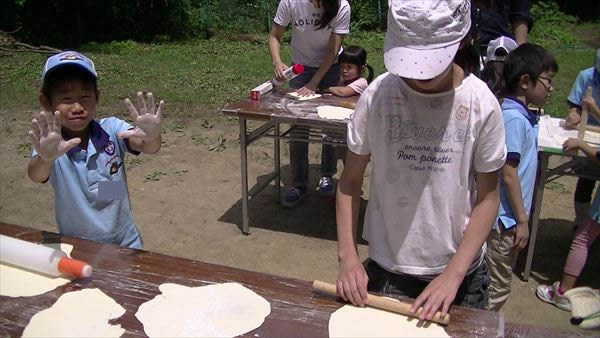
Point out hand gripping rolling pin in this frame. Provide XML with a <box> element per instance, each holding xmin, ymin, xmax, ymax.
<box><xmin>313</xmin><ymin>280</ymin><xmax>451</xmax><ymax>325</ymax></box>
<box><xmin>0</xmin><ymin>235</ymin><xmax>92</xmax><ymax>278</ymax></box>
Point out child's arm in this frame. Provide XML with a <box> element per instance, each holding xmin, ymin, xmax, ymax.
<box><xmin>502</xmin><ymin>160</ymin><xmax>529</xmax><ymax>251</ymax></box>
<box><xmin>326</xmin><ymin>86</ymin><xmax>359</xmax><ymax>97</ymax></box>
<box><xmin>582</xmin><ymin>96</ymin><xmax>600</xmax><ymax>122</ymax></box>
<box><xmin>27</xmin><ymin>111</ymin><xmax>81</xmax><ymax>183</ymax></box>
<box><xmin>563</xmin><ymin>138</ymin><xmax>600</xmax><ymax>161</ymax></box>
<box><xmin>336</xmin><ymin>150</ymin><xmax>371</xmax><ymax>307</ymax></box>
<box><xmin>411</xmin><ymin>170</ymin><xmax>500</xmax><ymax>321</ymax></box>
<box><xmin>117</xmin><ymin>92</ymin><xmax>163</xmax><ymax>154</ymax></box>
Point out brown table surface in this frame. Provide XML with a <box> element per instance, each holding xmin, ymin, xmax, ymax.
<box><xmin>0</xmin><ymin>222</ymin><xmax>585</xmax><ymax>337</ymax></box>
<box><xmin>221</xmin><ymin>88</ymin><xmax>359</xmax><ymax>128</ymax></box>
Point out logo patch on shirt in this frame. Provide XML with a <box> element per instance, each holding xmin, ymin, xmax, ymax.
<box><xmin>455</xmin><ymin>105</ymin><xmax>470</xmax><ymax>120</ymax></box>
<box><xmin>105</xmin><ymin>141</ymin><xmax>115</xmax><ymax>155</ymax></box>
<box><xmin>110</xmin><ymin>161</ymin><xmax>122</xmax><ymax>175</ymax></box>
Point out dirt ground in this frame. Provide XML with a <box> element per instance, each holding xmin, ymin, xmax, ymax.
<box><xmin>1</xmin><ymin>108</ymin><xmax>598</xmax><ymax>333</ymax></box>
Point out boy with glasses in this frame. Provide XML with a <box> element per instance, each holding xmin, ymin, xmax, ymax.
<box><xmin>486</xmin><ymin>43</ymin><xmax>558</xmax><ymax>311</ymax></box>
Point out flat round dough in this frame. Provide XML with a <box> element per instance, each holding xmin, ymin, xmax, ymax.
<box><xmin>0</xmin><ymin>243</ymin><xmax>74</xmax><ymax>297</ymax></box>
<box><xmin>317</xmin><ymin>105</ymin><xmax>353</xmax><ymax>120</ymax></box>
<box><xmin>329</xmin><ymin>305</ymin><xmax>450</xmax><ymax>338</ymax></box>
<box><xmin>22</xmin><ymin>288</ymin><xmax>125</xmax><ymax>337</ymax></box>
<box><xmin>136</xmin><ymin>282</ymin><xmax>271</xmax><ymax>337</ymax></box>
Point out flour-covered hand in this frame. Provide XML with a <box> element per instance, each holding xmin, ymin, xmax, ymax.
<box><xmin>29</xmin><ymin>111</ymin><xmax>81</xmax><ymax>161</ymax></box>
<box><xmin>118</xmin><ymin>91</ymin><xmax>163</xmax><ymax>140</ymax></box>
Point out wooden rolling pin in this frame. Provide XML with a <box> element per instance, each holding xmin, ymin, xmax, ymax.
<box><xmin>338</xmin><ymin>101</ymin><xmax>356</xmax><ymax>110</ymax></box>
<box><xmin>313</xmin><ymin>280</ymin><xmax>451</xmax><ymax>326</ymax></box>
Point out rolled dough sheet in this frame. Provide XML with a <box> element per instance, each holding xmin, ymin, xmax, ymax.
<box><xmin>317</xmin><ymin>105</ymin><xmax>354</xmax><ymax>120</ymax></box>
<box><xmin>136</xmin><ymin>282</ymin><xmax>271</xmax><ymax>337</ymax></box>
<box><xmin>0</xmin><ymin>243</ymin><xmax>74</xmax><ymax>297</ymax></box>
<box><xmin>329</xmin><ymin>305</ymin><xmax>450</xmax><ymax>338</ymax></box>
<box><xmin>22</xmin><ymin>288</ymin><xmax>125</xmax><ymax>337</ymax></box>
<box><xmin>288</xmin><ymin>91</ymin><xmax>322</xmax><ymax>101</ymax></box>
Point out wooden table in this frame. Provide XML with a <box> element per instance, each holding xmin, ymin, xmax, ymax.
<box><xmin>222</xmin><ymin>88</ymin><xmax>359</xmax><ymax>235</ymax></box>
<box><xmin>523</xmin><ymin>116</ymin><xmax>600</xmax><ymax>281</ymax></box>
<box><xmin>0</xmin><ymin>222</ymin><xmax>584</xmax><ymax>337</ymax></box>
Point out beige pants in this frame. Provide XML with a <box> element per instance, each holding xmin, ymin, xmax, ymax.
<box><xmin>485</xmin><ymin>225</ymin><xmax>518</xmax><ymax>311</ymax></box>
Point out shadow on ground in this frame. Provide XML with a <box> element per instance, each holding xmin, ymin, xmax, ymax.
<box><xmin>515</xmin><ymin>218</ymin><xmax>599</xmax><ymax>288</ymax></box>
<box><xmin>218</xmin><ymin>164</ymin><xmax>368</xmax><ymax>244</ymax></box>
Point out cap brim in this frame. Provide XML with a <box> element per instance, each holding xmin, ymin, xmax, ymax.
<box><xmin>384</xmin><ymin>34</ymin><xmax>459</xmax><ymax>80</ymax></box>
<box><xmin>42</xmin><ymin>61</ymin><xmax>97</xmax><ymax>84</ymax></box>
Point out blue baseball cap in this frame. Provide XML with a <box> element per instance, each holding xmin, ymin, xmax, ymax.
<box><xmin>41</xmin><ymin>51</ymin><xmax>97</xmax><ymax>84</ymax></box>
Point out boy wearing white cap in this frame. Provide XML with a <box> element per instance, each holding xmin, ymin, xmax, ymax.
<box><xmin>335</xmin><ymin>0</ymin><xmax>506</xmax><ymax>320</ymax></box>
<box><xmin>27</xmin><ymin>51</ymin><xmax>164</xmax><ymax>249</ymax></box>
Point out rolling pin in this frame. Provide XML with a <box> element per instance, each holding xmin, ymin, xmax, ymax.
<box><xmin>313</xmin><ymin>280</ymin><xmax>451</xmax><ymax>325</ymax></box>
<box><xmin>338</xmin><ymin>101</ymin><xmax>356</xmax><ymax>110</ymax></box>
<box><xmin>0</xmin><ymin>235</ymin><xmax>92</xmax><ymax>278</ymax></box>
<box><xmin>577</xmin><ymin>87</ymin><xmax>592</xmax><ymax>141</ymax></box>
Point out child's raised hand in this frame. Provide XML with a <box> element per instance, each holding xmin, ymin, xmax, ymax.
<box><xmin>118</xmin><ymin>91</ymin><xmax>163</xmax><ymax>140</ymax></box>
<box><xmin>29</xmin><ymin>111</ymin><xmax>81</xmax><ymax>161</ymax></box>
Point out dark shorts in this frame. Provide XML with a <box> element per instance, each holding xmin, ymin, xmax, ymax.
<box><xmin>365</xmin><ymin>259</ymin><xmax>490</xmax><ymax>309</ymax></box>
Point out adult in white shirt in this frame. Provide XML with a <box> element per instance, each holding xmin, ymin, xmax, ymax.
<box><xmin>336</xmin><ymin>0</ymin><xmax>506</xmax><ymax>321</ymax></box>
<box><xmin>268</xmin><ymin>0</ymin><xmax>351</xmax><ymax>207</ymax></box>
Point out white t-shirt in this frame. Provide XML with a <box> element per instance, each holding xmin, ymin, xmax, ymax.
<box><xmin>348</xmin><ymin>72</ymin><xmax>506</xmax><ymax>276</ymax></box>
<box><xmin>274</xmin><ymin>0</ymin><xmax>351</xmax><ymax>68</ymax></box>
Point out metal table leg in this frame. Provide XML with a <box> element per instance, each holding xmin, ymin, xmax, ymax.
<box><xmin>274</xmin><ymin>122</ymin><xmax>281</xmax><ymax>203</ymax></box>
<box><xmin>239</xmin><ymin>117</ymin><xmax>250</xmax><ymax>235</ymax></box>
<box><xmin>523</xmin><ymin>152</ymin><xmax>550</xmax><ymax>280</ymax></box>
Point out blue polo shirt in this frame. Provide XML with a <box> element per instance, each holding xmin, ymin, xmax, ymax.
<box><xmin>32</xmin><ymin>117</ymin><xmax>142</xmax><ymax>248</ymax></box>
<box><xmin>496</xmin><ymin>97</ymin><xmax>539</xmax><ymax>230</ymax></box>
<box><xmin>567</xmin><ymin>67</ymin><xmax>600</xmax><ymax>126</ymax></box>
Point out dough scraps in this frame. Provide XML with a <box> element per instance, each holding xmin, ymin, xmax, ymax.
<box><xmin>22</xmin><ymin>288</ymin><xmax>125</xmax><ymax>337</ymax></box>
<box><xmin>317</xmin><ymin>105</ymin><xmax>354</xmax><ymax>120</ymax></box>
<box><xmin>1</xmin><ymin>243</ymin><xmax>74</xmax><ymax>297</ymax></box>
<box><xmin>288</xmin><ymin>91</ymin><xmax>322</xmax><ymax>101</ymax></box>
<box><xmin>136</xmin><ymin>282</ymin><xmax>271</xmax><ymax>337</ymax></box>
<box><xmin>329</xmin><ymin>305</ymin><xmax>450</xmax><ymax>338</ymax></box>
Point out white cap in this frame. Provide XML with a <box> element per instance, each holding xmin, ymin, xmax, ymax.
<box><xmin>384</xmin><ymin>0</ymin><xmax>471</xmax><ymax>80</ymax></box>
<box><xmin>486</xmin><ymin>36</ymin><xmax>518</xmax><ymax>63</ymax></box>
<box><xmin>564</xmin><ymin>287</ymin><xmax>600</xmax><ymax>329</ymax></box>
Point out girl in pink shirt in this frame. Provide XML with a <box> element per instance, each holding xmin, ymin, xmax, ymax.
<box><xmin>326</xmin><ymin>46</ymin><xmax>373</xmax><ymax>97</ymax></box>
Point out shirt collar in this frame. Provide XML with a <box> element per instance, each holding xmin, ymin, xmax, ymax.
<box><xmin>65</xmin><ymin>120</ymin><xmax>110</xmax><ymax>157</ymax></box>
<box><xmin>503</xmin><ymin>96</ymin><xmax>539</xmax><ymax>126</ymax></box>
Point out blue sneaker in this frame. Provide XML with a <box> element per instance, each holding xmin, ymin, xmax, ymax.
<box><xmin>318</xmin><ymin>176</ymin><xmax>335</xmax><ymax>197</ymax></box>
<box><xmin>282</xmin><ymin>186</ymin><xmax>307</xmax><ymax>207</ymax></box>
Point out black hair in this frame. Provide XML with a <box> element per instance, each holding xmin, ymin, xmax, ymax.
<box><xmin>318</xmin><ymin>0</ymin><xmax>340</xmax><ymax>30</ymax></box>
<box><xmin>503</xmin><ymin>43</ymin><xmax>558</xmax><ymax>95</ymax></box>
<box><xmin>480</xmin><ymin>47</ymin><xmax>511</xmax><ymax>97</ymax></box>
<box><xmin>338</xmin><ymin>46</ymin><xmax>374</xmax><ymax>83</ymax></box>
<box><xmin>481</xmin><ymin>61</ymin><xmax>506</xmax><ymax>98</ymax></box>
<box><xmin>454</xmin><ymin>31</ymin><xmax>479</xmax><ymax>76</ymax></box>
<box><xmin>41</xmin><ymin>65</ymin><xmax>98</xmax><ymax>101</ymax></box>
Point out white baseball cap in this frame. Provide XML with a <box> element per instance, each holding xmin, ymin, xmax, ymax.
<box><xmin>486</xmin><ymin>36</ymin><xmax>518</xmax><ymax>63</ymax></box>
<box><xmin>384</xmin><ymin>0</ymin><xmax>471</xmax><ymax>80</ymax></box>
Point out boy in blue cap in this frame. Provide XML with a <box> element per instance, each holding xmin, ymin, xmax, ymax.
<box><xmin>27</xmin><ymin>51</ymin><xmax>163</xmax><ymax>249</ymax></box>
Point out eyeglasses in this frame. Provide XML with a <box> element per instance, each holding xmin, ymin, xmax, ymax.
<box><xmin>537</xmin><ymin>76</ymin><xmax>553</xmax><ymax>91</ymax></box>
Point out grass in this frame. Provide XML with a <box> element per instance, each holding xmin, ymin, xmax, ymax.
<box><xmin>0</xmin><ymin>23</ymin><xmax>598</xmax><ymax>121</ymax></box>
